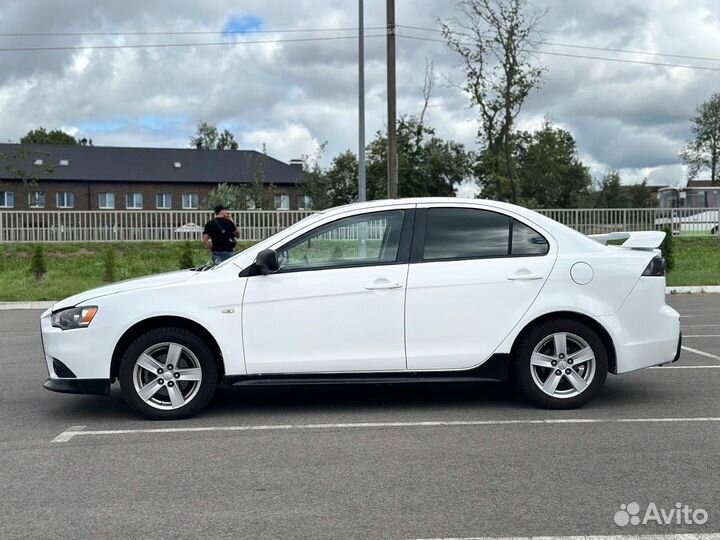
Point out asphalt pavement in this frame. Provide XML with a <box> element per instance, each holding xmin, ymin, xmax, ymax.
<box><xmin>0</xmin><ymin>295</ymin><xmax>719</xmax><ymax>540</ymax></box>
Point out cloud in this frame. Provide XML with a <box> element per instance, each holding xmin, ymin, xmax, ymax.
<box><xmin>0</xmin><ymin>0</ymin><xmax>719</xmax><ymax>189</ymax></box>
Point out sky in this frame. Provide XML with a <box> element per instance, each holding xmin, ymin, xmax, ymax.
<box><xmin>0</xmin><ymin>0</ymin><xmax>719</xmax><ymax>197</ymax></box>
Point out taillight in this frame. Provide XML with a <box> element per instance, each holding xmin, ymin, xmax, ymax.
<box><xmin>642</xmin><ymin>256</ymin><xmax>666</xmax><ymax>277</ymax></box>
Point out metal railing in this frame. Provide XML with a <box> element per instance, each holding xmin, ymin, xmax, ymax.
<box><xmin>0</xmin><ymin>210</ymin><xmax>315</xmax><ymax>242</ymax></box>
<box><xmin>0</xmin><ymin>207</ymin><xmax>718</xmax><ymax>243</ymax></box>
<box><xmin>536</xmin><ymin>207</ymin><xmax>720</xmax><ymax>236</ymax></box>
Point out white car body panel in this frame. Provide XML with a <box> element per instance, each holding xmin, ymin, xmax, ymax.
<box><xmin>40</xmin><ymin>197</ymin><xmax>680</xmax><ymax>397</ymax></box>
<box><xmin>243</xmin><ymin>265</ymin><xmax>409</xmax><ymax>373</ymax></box>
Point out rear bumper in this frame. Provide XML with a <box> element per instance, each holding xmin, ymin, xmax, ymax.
<box><xmin>44</xmin><ymin>378</ymin><xmax>110</xmax><ymax>396</ymax></box>
<box><xmin>599</xmin><ymin>277</ymin><xmax>681</xmax><ymax>374</ymax></box>
<box><xmin>673</xmin><ymin>332</ymin><xmax>682</xmax><ymax>363</ymax></box>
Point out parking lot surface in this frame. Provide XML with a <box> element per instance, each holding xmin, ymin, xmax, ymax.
<box><xmin>0</xmin><ymin>294</ymin><xmax>719</xmax><ymax>539</ymax></box>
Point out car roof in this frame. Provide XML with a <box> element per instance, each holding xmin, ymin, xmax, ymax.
<box><xmin>320</xmin><ymin>197</ymin><xmax>605</xmax><ymax>254</ymax></box>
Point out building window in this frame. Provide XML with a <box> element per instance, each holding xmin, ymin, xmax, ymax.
<box><xmin>245</xmin><ymin>196</ymin><xmax>258</xmax><ymax>210</ymax></box>
<box><xmin>59</xmin><ymin>159</ymin><xmax>69</xmax><ymax>166</ymax></box>
<box><xmin>33</xmin><ymin>159</ymin><xmax>43</xmax><ymax>166</ymax></box>
<box><xmin>98</xmin><ymin>193</ymin><xmax>115</xmax><ymax>209</ymax></box>
<box><xmin>274</xmin><ymin>193</ymin><xmax>290</xmax><ymax>210</ymax></box>
<box><xmin>29</xmin><ymin>191</ymin><xmax>45</xmax><ymax>208</ymax></box>
<box><xmin>0</xmin><ymin>191</ymin><xmax>14</xmax><ymax>208</ymax></box>
<box><xmin>126</xmin><ymin>192</ymin><xmax>143</xmax><ymax>209</ymax></box>
<box><xmin>182</xmin><ymin>193</ymin><xmax>198</xmax><ymax>209</ymax></box>
<box><xmin>173</xmin><ymin>162</ymin><xmax>182</xmax><ymax>168</ymax></box>
<box><xmin>156</xmin><ymin>193</ymin><xmax>172</xmax><ymax>209</ymax></box>
<box><xmin>298</xmin><ymin>195</ymin><xmax>313</xmax><ymax>210</ymax></box>
<box><xmin>56</xmin><ymin>192</ymin><xmax>74</xmax><ymax>209</ymax></box>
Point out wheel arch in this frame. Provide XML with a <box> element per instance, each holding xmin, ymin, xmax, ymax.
<box><xmin>510</xmin><ymin>311</ymin><xmax>617</xmax><ymax>374</ymax></box>
<box><xmin>110</xmin><ymin>316</ymin><xmax>225</xmax><ymax>383</ymax></box>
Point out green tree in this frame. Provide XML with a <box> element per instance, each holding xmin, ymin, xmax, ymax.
<box><xmin>102</xmin><ymin>247</ymin><xmax>116</xmax><ymax>283</ymax></box>
<box><xmin>206</xmin><ymin>183</ymin><xmax>244</xmax><ymax>210</ymax></box>
<box><xmin>680</xmin><ymin>93</ymin><xmax>720</xmax><ymax>184</ymax></box>
<box><xmin>325</xmin><ymin>150</ymin><xmax>358</xmax><ymax>205</ymax></box>
<box><xmin>300</xmin><ymin>143</ymin><xmax>334</xmax><ymax>210</ymax></box>
<box><xmin>366</xmin><ymin>116</ymin><xmax>473</xmax><ymax>200</ymax></box>
<box><xmin>30</xmin><ymin>245</ymin><xmax>47</xmax><ymax>279</ymax></box>
<box><xmin>20</xmin><ymin>127</ymin><xmax>77</xmax><ymax>145</ymax></box>
<box><xmin>442</xmin><ymin>0</ymin><xmax>546</xmax><ymax>203</ymax></box>
<box><xmin>190</xmin><ymin>121</ymin><xmax>239</xmax><ymax>150</ymax></box>
<box><xmin>627</xmin><ymin>179</ymin><xmax>656</xmax><ymax>208</ymax></box>
<box><xmin>514</xmin><ymin>120</ymin><xmax>592</xmax><ymax>208</ymax></box>
<box><xmin>178</xmin><ymin>241</ymin><xmax>195</xmax><ymax>269</ymax></box>
<box><xmin>661</xmin><ymin>226</ymin><xmax>675</xmax><ymax>271</ymax></box>
<box><xmin>594</xmin><ymin>170</ymin><xmax>629</xmax><ymax>208</ymax></box>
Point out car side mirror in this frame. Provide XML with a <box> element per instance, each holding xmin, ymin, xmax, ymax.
<box><xmin>255</xmin><ymin>249</ymin><xmax>280</xmax><ymax>275</ymax></box>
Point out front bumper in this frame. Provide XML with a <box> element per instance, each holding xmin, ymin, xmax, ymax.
<box><xmin>44</xmin><ymin>377</ymin><xmax>110</xmax><ymax>396</ymax></box>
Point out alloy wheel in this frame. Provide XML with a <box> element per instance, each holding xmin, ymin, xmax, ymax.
<box><xmin>529</xmin><ymin>332</ymin><xmax>596</xmax><ymax>399</ymax></box>
<box><xmin>132</xmin><ymin>342</ymin><xmax>203</xmax><ymax>410</ymax></box>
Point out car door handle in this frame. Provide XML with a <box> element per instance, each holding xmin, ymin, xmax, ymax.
<box><xmin>507</xmin><ymin>273</ymin><xmax>544</xmax><ymax>281</ymax></box>
<box><xmin>366</xmin><ymin>280</ymin><xmax>403</xmax><ymax>290</ymax></box>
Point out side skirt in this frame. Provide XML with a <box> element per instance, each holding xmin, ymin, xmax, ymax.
<box><xmin>223</xmin><ymin>354</ymin><xmax>510</xmax><ymax>387</ymax></box>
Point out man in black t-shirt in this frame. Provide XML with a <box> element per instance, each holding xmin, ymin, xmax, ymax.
<box><xmin>202</xmin><ymin>205</ymin><xmax>240</xmax><ymax>264</ymax></box>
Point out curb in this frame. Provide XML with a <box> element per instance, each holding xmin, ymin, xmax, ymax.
<box><xmin>0</xmin><ymin>286</ymin><xmax>718</xmax><ymax>310</ymax></box>
<box><xmin>667</xmin><ymin>286</ymin><xmax>720</xmax><ymax>294</ymax></box>
<box><xmin>0</xmin><ymin>301</ymin><xmax>55</xmax><ymax>311</ymax></box>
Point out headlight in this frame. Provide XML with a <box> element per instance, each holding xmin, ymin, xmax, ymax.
<box><xmin>51</xmin><ymin>306</ymin><xmax>98</xmax><ymax>330</ymax></box>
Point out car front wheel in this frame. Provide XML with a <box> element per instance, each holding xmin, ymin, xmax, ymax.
<box><xmin>513</xmin><ymin>318</ymin><xmax>608</xmax><ymax>409</ymax></box>
<box><xmin>119</xmin><ymin>327</ymin><xmax>218</xmax><ymax>420</ymax></box>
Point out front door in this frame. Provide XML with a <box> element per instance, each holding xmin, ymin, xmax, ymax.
<box><xmin>242</xmin><ymin>208</ymin><xmax>413</xmax><ymax>374</ymax></box>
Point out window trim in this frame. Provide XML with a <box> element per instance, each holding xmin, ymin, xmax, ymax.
<box><xmin>181</xmin><ymin>192</ymin><xmax>198</xmax><ymax>210</ymax></box>
<box><xmin>156</xmin><ymin>192</ymin><xmax>173</xmax><ymax>210</ymax></box>
<box><xmin>410</xmin><ymin>207</ymin><xmax>549</xmax><ymax>264</ymax></box>
<box><xmin>242</xmin><ymin>209</ymin><xmax>416</xmax><ymax>276</ymax></box>
<box><xmin>0</xmin><ymin>191</ymin><xmax>14</xmax><ymax>208</ymax></box>
<box><xmin>98</xmin><ymin>192</ymin><xmax>115</xmax><ymax>210</ymax></box>
<box><xmin>28</xmin><ymin>191</ymin><xmax>45</xmax><ymax>209</ymax></box>
<box><xmin>274</xmin><ymin>193</ymin><xmax>290</xmax><ymax>211</ymax></box>
<box><xmin>126</xmin><ymin>192</ymin><xmax>143</xmax><ymax>210</ymax></box>
<box><xmin>56</xmin><ymin>191</ymin><xmax>74</xmax><ymax>209</ymax></box>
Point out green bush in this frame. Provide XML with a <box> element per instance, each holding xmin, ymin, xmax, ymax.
<box><xmin>29</xmin><ymin>244</ymin><xmax>47</xmax><ymax>279</ymax></box>
<box><xmin>661</xmin><ymin>226</ymin><xmax>675</xmax><ymax>272</ymax></box>
<box><xmin>102</xmin><ymin>247</ymin><xmax>117</xmax><ymax>282</ymax></box>
<box><xmin>179</xmin><ymin>241</ymin><xmax>195</xmax><ymax>269</ymax></box>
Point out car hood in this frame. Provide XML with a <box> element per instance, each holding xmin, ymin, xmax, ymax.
<box><xmin>52</xmin><ymin>270</ymin><xmax>196</xmax><ymax>311</ymax></box>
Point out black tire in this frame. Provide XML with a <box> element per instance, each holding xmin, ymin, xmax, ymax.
<box><xmin>513</xmin><ymin>318</ymin><xmax>608</xmax><ymax>409</ymax></box>
<box><xmin>119</xmin><ymin>327</ymin><xmax>218</xmax><ymax>420</ymax></box>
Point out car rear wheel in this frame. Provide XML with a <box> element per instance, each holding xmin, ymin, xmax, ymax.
<box><xmin>119</xmin><ymin>327</ymin><xmax>218</xmax><ymax>420</ymax></box>
<box><xmin>513</xmin><ymin>318</ymin><xmax>608</xmax><ymax>409</ymax></box>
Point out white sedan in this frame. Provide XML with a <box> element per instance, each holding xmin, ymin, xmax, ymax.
<box><xmin>40</xmin><ymin>198</ymin><xmax>681</xmax><ymax>419</ymax></box>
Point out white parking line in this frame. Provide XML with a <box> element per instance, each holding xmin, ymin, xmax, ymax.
<box><xmin>51</xmin><ymin>416</ymin><xmax>720</xmax><ymax>443</ymax></box>
<box><xmin>682</xmin><ymin>345</ymin><xmax>720</xmax><ymax>361</ymax></box>
<box><xmin>684</xmin><ymin>334</ymin><xmax>720</xmax><ymax>338</ymax></box>
<box><xmin>681</xmin><ymin>324</ymin><xmax>720</xmax><ymax>327</ymax></box>
<box><xmin>401</xmin><ymin>534</ymin><xmax>720</xmax><ymax>540</ymax></box>
<box><xmin>51</xmin><ymin>425</ymin><xmax>85</xmax><ymax>443</ymax></box>
<box><xmin>650</xmin><ymin>365</ymin><xmax>720</xmax><ymax>369</ymax></box>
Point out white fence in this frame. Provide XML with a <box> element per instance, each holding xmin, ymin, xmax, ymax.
<box><xmin>0</xmin><ymin>207</ymin><xmax>718</xmax><ymax>243</ymax></box>
<box><xmin>0</xmin><ymin>210</ymin><xmax>314</xmax><ymax>242</ymax></box>
<box><xmin>536</xmin><ymin>207</ymin><xmax>720</xmax><ymax>236</ymax></box>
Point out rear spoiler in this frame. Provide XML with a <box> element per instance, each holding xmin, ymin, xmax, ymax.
<box><xmin>588</xmin><ymin>231</ymin><xmax>665</xmax><ymax>250</ymax></box>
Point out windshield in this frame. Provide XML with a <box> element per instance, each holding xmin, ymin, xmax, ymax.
<box><xmin>212</xmin><ymin>212</ymin><xmax>325</xmax><ymax>269</ymax></box>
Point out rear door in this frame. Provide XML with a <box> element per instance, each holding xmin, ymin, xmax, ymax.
<box><xmin>405</xmin><ymin>204</ymin><xmax>557</xmax><ymax>371</ymax></box>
